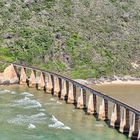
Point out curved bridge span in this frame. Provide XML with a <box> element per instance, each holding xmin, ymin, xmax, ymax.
<box><xmin>0</xmin><ymin>61</ymin><xmax>140</xmax><ymax>139</ymax></box>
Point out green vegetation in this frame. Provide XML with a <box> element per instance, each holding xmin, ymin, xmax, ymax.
<box><xmin>0</xmin><ymin>0</ymin><xmax>140</xmax><ymax>79</ymax></box>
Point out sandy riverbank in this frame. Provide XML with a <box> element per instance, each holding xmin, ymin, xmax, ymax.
<box><xmin>94</xmin><ymin>80</ymin><xmax>140</xmax><ymax>85</ymax></box>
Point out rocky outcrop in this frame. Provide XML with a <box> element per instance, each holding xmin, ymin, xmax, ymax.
<box><xmin>0</xmin><ymin>64</ymin><xmax>19</xmax><ymax>85</ymax></box>
<box><xmin>2</xmin><ymin>33</ymin><xmax>14</xmax><ymax>39</ymax></box>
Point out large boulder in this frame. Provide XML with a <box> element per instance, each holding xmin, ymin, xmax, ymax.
<box><xmin>0</xmin><ymin>64</ymin><xmax>19</xmax><ymax>85</ymax></box>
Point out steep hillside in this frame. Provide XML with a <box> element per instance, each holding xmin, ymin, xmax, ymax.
<box><xmin>0</xmin><ymin>0</ymin><xmax>140</xmax><ymax>78</ymax></box>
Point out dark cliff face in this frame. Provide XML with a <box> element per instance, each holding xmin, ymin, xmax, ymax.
<box><xmin>0</xmin><ymin>0</ymin><xmax>140</xmax><ymax>78</ymax></box>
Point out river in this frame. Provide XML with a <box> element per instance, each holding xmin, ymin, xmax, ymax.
<box><xmin>0</xmin><ymin>85</ymin><xmax>133</xmax><ymax>140</ymax></box>
<box><xmin>93</xmin><ymin>84</ymin><xmax>140</xmax><ymax>110</ymax></box>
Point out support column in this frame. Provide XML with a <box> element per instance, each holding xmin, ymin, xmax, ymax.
<box><xmin>29</xmin><ymin>69</ymin><xmax>36</xmax><ymax>87</ymax></box>
<box><xmin>119</xmin><ymin>108</ymin><xmax>130</xmax><ymax>133</ymax></box>
<box><xmin>129</xmin><ymin>113</ymin><xmax>139</xmax><ymax>139</ymax></box>
<box><xmin>98</xmin><ymin>98</ymin><xmax>108</xmax><ymax>121</ymax></box>
<box><xmin>87</xmin><ymin>94</ymin><xmax>97</xmax><ymax>115</ymax></box>
<box><xmin>67</xmin><ymin>82</ymin><xmax>75</xmax><ymax>104</ymax></box>
<box><xmin>110</xmin><ymin>104</ymin><xmax>120</xmax><ymax>128</ymax></box>
<box><xmin>3</xmin><ymin>64</ymin><xmax>19</xmax><ymax>84</ymax></box>
<box><xmin>20</xmin><ymin>67</ymin><xmax>27</xmax><ymax>85</ymax></box>
<box><xmin>138</xmin><ymin>129</ymin><xmax>140</xmax><ymax>139</ymax></box>
<box><xmin>77</xmin><ymin>88</ymin><xmax>86</xmax><ymax>109</ymax></box>
<box><xmin>60</xmin><ymin>79</ymin><xmax>67</xmax><ymax>100</ymax></box>
<box><xmin>38</xmin><ymin>72</ymin><xmax>46</xmax><ymax>90</ymax></box>
<box><xmin>59</xmin><ymin>78</ymin><xmax>62</xmax><ymax>98</ymax></box>
<box><xmin>46</xmin><ymin>74</ymin><xmax>53</xmax><ymax>94</ymax></box>
<box><xmin>53</xmin><ymin>76</ymin><xmax>60</xmax><ymax>96</ymax></box>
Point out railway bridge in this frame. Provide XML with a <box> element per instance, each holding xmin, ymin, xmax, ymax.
<box><xmin>0</xmin><ymin>62</ymin><xmax>140</xmax><ymax>140</ymax></box>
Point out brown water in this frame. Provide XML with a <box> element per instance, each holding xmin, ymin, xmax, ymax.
<box><xmin>93</xmin><ymin>84</ymin><xmax>140</xmax><ymax>110</ymax></box>
<box><xmin>0</xmin><ymin>85</ymin><xmax>127</xmax><ymax>140</ymax></box>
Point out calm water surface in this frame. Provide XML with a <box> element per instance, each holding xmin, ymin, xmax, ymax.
<box><xmin>0</xmin><ymin>85</ymin><xmax>129</xmax><ymax>140</ymax></box>
<box><xmin>93</xmin><ymin>84</ymin><xmax>140</xmax><ymax>110</ymax></box>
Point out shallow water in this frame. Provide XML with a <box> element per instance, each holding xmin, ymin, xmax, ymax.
<box><xmin>0</xmin><ymin>85</ymin><xmax>127</xmax><ymax>140</ymax></box>
<box><xmin>93</xmin><ymin>84</ymin><xmax>140</xmax><ymax>110</ymax></box>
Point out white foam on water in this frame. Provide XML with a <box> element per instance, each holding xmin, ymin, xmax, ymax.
<box><xmin>50</xmin><ymin>98</ymin><xmax>62</xmax><ymax>104</ymax></box>
<box><xmin>24</xmin><ymin>101</ymin><xmax>42</xmax><ymax>109</ymax></box>
<box><xmin>56</xmin><ymin>101</ymin><xmax>62</xmax><ymax>104</ymax></box>
<box><xmin>31</xmin><ymin>112</ymin><xmax>46</xmax><ymax>118</ymax></box>
<box><xmin>11</xmin><ymin>91</ymin><xmax>16</xmax><ymax>94</ymax></box>
<box><xmin>7</xmin><ymin>112</ymin><xmax>47</xmax><ymax>126</ymax></box>
<box><xmin>14</xmin><ymin>97</ymin><xmax>42</xmax><ymax>108</ymax></box>
<box><xmin>49</xmin><ymin>115</ymin><xmax>71</xmax><ymax>130</ymax></box>
<box><xmin>0</xmin><ymin>89</ymin><xmax>17</xmax><ymax>95</ymax></box>
<box><xmin>45</xmin><ymin>102</ymin><xmax>55</xmax><ymax>105</ymax></box>
<box><xmin>20</xmin><ymin>92</ymin><xmax>34</xmax><ymax>97</ymax></box>
<box><xmin>0</xmin><ymin>89</ymin><xmax>11</xmax><ymax>94</ymax></box>
<box><xmin>45</xmin><ymin>100</ymin><xmax>62</xmax><ymax>106</ymax></box>
<box><xmin>28</xmin><ymin>123</ymin><xmax>36</xmax><ymax>129</ymax></box>
<box><xmin>50</xmin><ymin>98</ymin><xmax>56</xmax><ymax>101</ymax></box>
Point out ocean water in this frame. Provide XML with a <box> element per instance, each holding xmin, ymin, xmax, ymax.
<box><xmin>0</xmin><ymin>85</ymin><xmax>128</xmax><ymax>140</ymax></box>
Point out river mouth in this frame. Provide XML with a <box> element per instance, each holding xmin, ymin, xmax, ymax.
<box><xmin>0</xmin><ymin>85</ymin><xmax>127</xmax><ymax>140</ymax></box>
<box><xmin>92</xmin><ymin>84</ymin><xmax>140</xmax><ymax>110</ymax></box>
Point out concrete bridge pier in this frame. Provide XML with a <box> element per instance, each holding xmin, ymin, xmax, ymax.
<box><xmin>67</xmin><ymin>82</ymin><xmax>75</xmax><ymax>104</ymax></box>
<box><xmin>19</xmin><ymin>67</ymin><xmax>27</xmax><ymax>85</ymax></box>
<box><xmin>110</xmin><ymin>104</ymin><xmax>120</xmax><ymax>128</ymax></box>
<box><xmin>138</xmin><ymin>130</ymin><xmax>140</xmax><ymax>139</ymax></box>
<box><xmin>119</xmin><ymin>108</ymin><xmax>130</xmax><ymax>133</ymax></box>
<box><xmin>53</xmin><ymin>76</ymin><xmax>61</xmax><ymax>96</ymax></box>
<box><xmin>2</xmin><ymin>64</ymin><xmax>19</xmax><ymax>84</ymax></box>
<box><xmin>87</xmin><ymin>94</ymin><xmax>97</xmax><ymax>115</ymax></box>
<box><xmin>28</xmin><ymin>69</ymin><xmax>36</xmax><ymax>87</ymax></box>
<box><xmin>60</xmin><ymin>79</ymin><xmax>67</xmax><ymax>100</ymax></box>
<box><xmin>38</xmin><ymin>72</ymin><xmax>46</xmax><ymax>90</ymax></box>
<box><xmin>129</xmin><ymin>113</ymin><xmax>139</xmax><ymax>139</ymax></box>
<box><xmin>46</xmin><ymin>74</ymin><xmax>53</xmax><ymax>94</ymax></box>
<box><xmin>77</xmin><ymin>88</ymin><xmax>86</xmax><ymax>109</ymax></box>
<box><xmin>98</xmin><ymin>98</ymin><xmax>108</xmax><ymax>121</ymax></box>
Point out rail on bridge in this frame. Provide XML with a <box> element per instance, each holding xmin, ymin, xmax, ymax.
<box><xmin>0</xmin><ymin>61</ymin><xmax>140</xmax><ymax>140</ymax></box>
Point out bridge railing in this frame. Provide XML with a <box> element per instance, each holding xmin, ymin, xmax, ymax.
<box><xmin>0</xmin><ymin>61</ymin><xmax>140</xmax><ymax>139</ymax></box>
